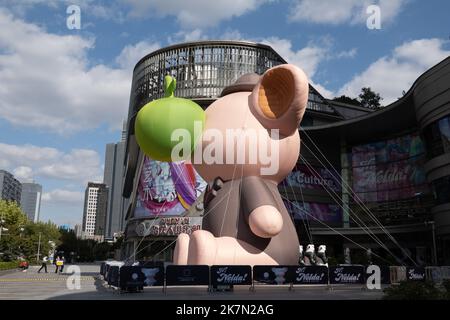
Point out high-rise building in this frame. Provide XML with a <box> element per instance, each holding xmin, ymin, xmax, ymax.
<box><xmin>103</xmin><ymin>121</ymin><xmax>129</xmax><ymax>240</ymax></box>
<box><xmin>20</xmin><ymin>182</ymin><xmax>42</xmax><ymax>222</ymax></box>
<box><xmin>74</xmin><ymin>224</ymin><xmax>83</xmax><ymax>239</ymax></box>
<box><xmin>82</xmin><ymin>182</ymin><xmax>108</xmax><ymax>237</ymax></box>
<box><xmin>0</xmin><ymin>169</ymin><xmax>22</xmax><ymax>205</ymax></box>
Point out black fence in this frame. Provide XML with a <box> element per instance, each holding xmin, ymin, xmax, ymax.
<box><xmin>99</xmin><ymin>263</ymin><xmax>448</xmax><ymax>292</ymax></box>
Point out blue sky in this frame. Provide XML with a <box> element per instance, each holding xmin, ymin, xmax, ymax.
<box><xmin>0</xmin><ymin>0</ymin><xmax>449</xmax><ymax>227</ymax></box>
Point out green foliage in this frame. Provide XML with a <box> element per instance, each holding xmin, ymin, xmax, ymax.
<box><xmin>359</xmin><ymin>87</ymin><xmax>382</xmax><ymax>109</ymax></box>
<box><xmin>0</xmin><ymin>260</ymin><xmax>19</xmax><ymax>270</ymax></box>
<box><xmin>442</xmin><ymin>279</ymin><xmax>450</xmax><ymax>300</ymax></box>
<box><xmin>1</xmin><ymin>200</ymin><xmax>122</xmax><ymax>263</ymax></box>
<box><xmin>383</xmin><ymin>281</ymin><xmax>447</xmax><ymax>300</ymax></box>
<box><xmin>333</xmin><ymin>88</ymin><xmax>383</xmax><ymax>109</ymax></box>
<box><xmin>56</xmin><ymin>228</ymin><xmax>119</xmax><ymax>262</ymax></box>
<box><xmin>332</xmin><ymin>95</ymin><xmax>361</xmax><ymax>106</ymax></box>
<box><xmin>0</xmin><ymin>200</ymin><xmax>60</xmax><ymax>262</ymax></box>
<box><xmin>93</xmin><ymin>242</ymin><xmax>112</xmax><ymax>261</ymax></box>
<box><xmin>0</xmin><ymin>200</ymin><xmax>28</xmax><ymax>227</ymax></box>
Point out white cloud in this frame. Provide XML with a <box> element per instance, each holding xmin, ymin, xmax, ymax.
<box><xmin>122</xmin><ymin>0</ymin><xmax>270</xmax><ymax>28</ymax></box>
<box><xmin>167</xmin><ymin>29</ymin><xmax>208</xmax><ymax>44</ymax></box>
<box><xmin>289</xmin><ymin>0</ymin><xmax>407</xmax><ymax>26</ymax></box>
<box><xmin>116</xmin><ymin>41</ymin><xmax>161</xmax><ymax>70</ymax></box>
<box><xmin>261</xmin><ymin>37</ymin><xmax>329</xmax><ymax>79</ymax></box>
<box><xmin>38</xmin><ymin>149</ymin><xmax>103</xmax><ymax>182</ymax></box>
<box><xmin>13</xmin><ymin>166</ymin><xmax>34</xmax><ymax>182</ymax></box>
<box><xmin>0</xmin><ymin>9</ymin><xmax>131</xmax><ymax>134</ymax></box>
<box><xmin>338</xmin><ymin>38</ymin><xmax>450</xmax><ymax>104</ymax></box>
<box><xmin>0</xmin><ymin>142</ymin><xmax>103</xmax><ymax>184</ymax></box>
<box><xmin>42</xmin><ymin>189</ymin><xmax>84</xmax><ymax>205</ymax></box>
<box><xmin>335</xmin><ymin>48</ymin><xmax>358</xmax><ymax>59</ymax></box>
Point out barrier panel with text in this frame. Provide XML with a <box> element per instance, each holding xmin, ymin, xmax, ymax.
<box><xmin>165</xmin><ymin>265</ymin><xmax>210</xmax><ymax>286</ymax></box>
<box><xmin>390</xmin><ymin>266</ymin><xmax>406</xmax><ymax>283</ymax></box>
<box><xmin>329</xmin><ymin>266</ymin><xmax>365</xmax><ymax>284</ymax></box>
<box><xmin>406</xmin><ymin>267</ymin><xmax>425</xmax><ymax>281</ymax></box>
<box><xmin>441</xmin><ymin>266</ymin><xmax>450</xmax><ymax>280</ymax></box>
<box><xmin>119</xmin><ymin>266</ymin><xmax>164</xmax><ymax>289</ymax></box>
<box><xmin>253</xmin><ymin>266</ymin><xmax>293</xmax><ymax>285</ymax></box>
<box><xmin>210</xmin><ymin>265</ymin><xmax>252</xmax><ymax>286</ymax></box>
<box><xmin>292</xmin><ymin>266</ymin><xmax>329</xmax><ymax>285</ymax></box>
<box><xmin>426</xmin><ymin>267</ymin><xmax>442</xmax><ymax>283</ymax></box>
<box><xmin>100</xmin><ymin>262</ymin><xmax>106</xmax><ymax>277</ymax></box>
<box><xmin>107</xmin><ymin>266</ymin><xmax>120</xmax><ymax>287</ymax></box>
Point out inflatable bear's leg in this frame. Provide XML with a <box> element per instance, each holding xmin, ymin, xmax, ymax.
<box><xmin>187</xmin><ymin>230</ymin><xmax>218</xmax><ymax>265</ymax></box>
<box><xmin>173</xmin><ymin>233</ymin><xmax>190</xmax><ymax>265</ymax></box>
<box><xmin>181</xmin><ymin>230</ymin><xmax>282</xmax><ymax>265</ymax></box>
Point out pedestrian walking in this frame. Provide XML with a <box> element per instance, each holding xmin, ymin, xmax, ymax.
<box><xmin>55</xmin><ymin>256</ymin><xmax>62</xmax><ymax>273</ymax></box>
<box><xmin>38</xmin><ymin>256</ymin><xmax>48</xmax><ymax>273</ymax></box>
<box><xmin>60</xmin><ymin>256</ymin><xmax>66</xmax><ymax>273</ymax></box>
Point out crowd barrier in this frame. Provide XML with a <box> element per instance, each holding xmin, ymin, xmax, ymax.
<box><xmin>440</xmin><ymin>266</ymin><xmax>450</xmax><ymax>280</ymax></box>
<box><xmin>98</xmin><ymin>262</ymin><xmax>449</xmax><ymax>293</ymax></box>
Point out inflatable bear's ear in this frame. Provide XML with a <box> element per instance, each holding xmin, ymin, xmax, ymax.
<box><xmin>250</xmin><ymin>64</ymin><xmax>309</xmax><ymax>136</ymax></box>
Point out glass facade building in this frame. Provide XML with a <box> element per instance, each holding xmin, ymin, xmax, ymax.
<box><xmin>122</xmin><ymin>40</ymin><xmax>450</xmax><ymax>265</ymax></box>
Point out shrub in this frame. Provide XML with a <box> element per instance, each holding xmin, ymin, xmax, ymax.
<box><xmin>0</xmin><ymin>261</ymin><xmax>19</xmax><ymax>271</ymax></box>
<box><xmin>383</xmin><ymin>281</ymin><xmax>445</xmax><ymax>300</ymax></box>
<box><xmin>442</xmin><ymin>279</ymin><xmax>450</xmax><ymax>300</ymax></box>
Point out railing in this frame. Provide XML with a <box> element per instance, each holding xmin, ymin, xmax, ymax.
<box><xmin>100</xmin><ymin>262</ymin><xmax>450</xmax><ymax>293</ymax></box>
<box><xmin>129</xmin><ymin>41</ymin><xmax>286</xmax><ymax>118</ymax></box>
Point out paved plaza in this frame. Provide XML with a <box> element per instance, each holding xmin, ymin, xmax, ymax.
<box><xmin>0</xmin><ymin>264</ymin><xmax>384</xmax><ymax>300</ymax></box>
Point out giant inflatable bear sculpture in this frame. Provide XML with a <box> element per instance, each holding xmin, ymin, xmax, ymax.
<box><xmin>136</xmin><ymin>64</ymin><xmax>309</xmax><ymax>266</ymax></box>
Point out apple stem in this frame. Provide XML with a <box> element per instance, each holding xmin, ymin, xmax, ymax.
<box><xmin>164</xmin><ymin>75</ymin><xmax>176</xmax><ymax>98</ymax></box>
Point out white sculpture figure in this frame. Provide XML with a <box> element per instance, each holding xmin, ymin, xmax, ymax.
<box><xmin>304</xmin><ymin>244</ymin><xmax>316</xmax><ymax>266</ymax></box>
<box><xmin>344</xmin><ymin>247</ymin><xmax>351</xmax><ymax>265</ymax></box>
<box><xmin>316</xmin><ymin>245</ymin><xmax>328</xmax><ymax>267</ymax></box>
<box><xmin>298</xmin><ymin>245</ymin><xmax>305</xmax><ymax>265</ymax></box>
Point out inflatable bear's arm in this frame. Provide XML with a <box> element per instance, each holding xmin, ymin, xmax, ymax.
<box><xmin>241</xmin><ymin>176</ymin><xmax>283</xmax><ymax>238</ymax></box>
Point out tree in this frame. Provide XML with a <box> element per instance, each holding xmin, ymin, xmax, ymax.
<box><xmin>332</xmin><ymin>95</ymin><xmax>361</xmax><ymax>106</ymax></box>
<box><xmin>0</xmin><ymin>200</ymin><xmax>60</xmax><ymax>262</ymax></box>
<box><xmin>0</xmin><ymin>200</ymin><xmax>28</xmax><ymax>261</ymax></box>
<box><xmin>359</xmin><ymin>87</ymin><xmax>382</xmax><ymax>109</ymax></box>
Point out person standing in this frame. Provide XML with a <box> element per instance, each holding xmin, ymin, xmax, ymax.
<box><xmin>55</xmin><ymin>256</ymin><xmax>61</xmax><ymax>274</ymax></box>
<box><xmin>60</xmin><ymin>256</ymin><xmax>66</xmax><ymax>273</ymax></box>
<box><xmin>38</xmin><ymin>256</ymin><xmax>48</xmax><ymax>273</ymax></box>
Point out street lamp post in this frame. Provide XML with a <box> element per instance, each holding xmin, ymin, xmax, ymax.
<box><xmin>0</xmin><ymin>218</ymin><xmax>5</xmax><ymax>241</ymax></box>
<box><xmin>36</xmin><ymin>232</ymin><xmax>42</xmax><ymax>264</ymax></box>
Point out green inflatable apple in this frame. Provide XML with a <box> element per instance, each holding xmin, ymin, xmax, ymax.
<box><xmin>135</xmin><ymin>75</ymin><xmax>205</xmax><ymax>162</ymax></box>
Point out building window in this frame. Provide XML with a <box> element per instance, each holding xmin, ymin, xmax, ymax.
<box><xmin>423</xmin><ymin>115</ymin><xmax>450</xmax><ymax>158</ymax></box>
<box><xmin>432</xmin><ymin>176</ymin><xmax>450</xmax><ymax>205</ymax></box>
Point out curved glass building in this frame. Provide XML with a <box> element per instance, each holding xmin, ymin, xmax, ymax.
<box><xmin>122</xmin><ymin>40</ymin><xmax>450</xmax><ymax>265</ymax></box>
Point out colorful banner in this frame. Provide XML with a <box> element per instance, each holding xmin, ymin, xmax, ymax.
<box><xmin>283</xmin><ymin>164</ymin><xmax>341</xmax><ymax>192</ymax></box>
<box><xmin>284</xmin><ymin>200</ymin><xmax>342</xmax><ymax>223</ymax></box>
<box><xmin>352</xmin><ymin>133</ymin><xmax>425</xmax><ymax>166</ymax></box>
<box><xmin>134</xmin><ymin>157</ymin><xmax>207</xmax><ymax>217</ymax></box>
<box><xmin>351</xmin><ymin>133</ymin><xmax>430</xmax><ymax>202</ymax></box>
